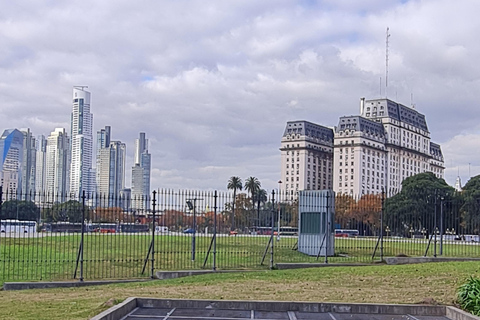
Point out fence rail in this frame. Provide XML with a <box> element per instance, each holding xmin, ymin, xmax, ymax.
<box><xmin>0</xmin><ymin>187</ymin><xmax>479</xmax><ymax>283</ymax></box>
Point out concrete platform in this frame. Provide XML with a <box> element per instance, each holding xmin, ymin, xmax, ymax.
<box><xmin>90</xmin><ymin>298</ymin><xmax>480</xmax><ymax>320</ymax></box>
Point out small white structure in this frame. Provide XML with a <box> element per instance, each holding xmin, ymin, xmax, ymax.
<box><xmin>298</xmin><ymin>190</ymin><xmax>335</xmax><ymax>256</ymax></box>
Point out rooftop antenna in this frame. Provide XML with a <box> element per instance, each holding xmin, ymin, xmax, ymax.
<box><xmin>385</xmin><ymin>27</ymin><xmax>391</xmax><ymax>99</ymax></box>
<box><xmin>379</xmin><ymin>77</ymin><xmax>382</xmax><ymax>97</ymax></box>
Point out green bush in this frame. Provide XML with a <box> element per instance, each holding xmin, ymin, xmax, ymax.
<box><xmin>458</xmin><ymin>276</ymin><xmax>480</xmax><ymax>315</ymax></box>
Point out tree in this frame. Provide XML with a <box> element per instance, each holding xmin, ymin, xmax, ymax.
<box><xmin>43</xmin><ymin>200</ymin><xmax>86</xmax><ymax>223</ymax></box>
<box><xmin>244</xmin><ymin>176</ymin><xmax>261</xmax><ymax>214</ymax></box>
<box><xmin>254</xmin><ymin>188</ymin><xmax>268</xmax><ymax>225</ymax></box>
<box><xmin>227</xmin><ymin>176</ymin><xmax>243</xmax><ymax>230</ymax></box>
<box><xmin>459</xmin><ymin>175</ymin><xmax>480</xmax><ymax>233</ymax></box>
<box><xmin>1</xmin><ymin>200</ymin><xmax>40</xmax><ymax>221</ymax></box>
<box><xmin>385</xmin><ymin>172</ymin><xmax>455</xmax><ymax>236</ymax></box>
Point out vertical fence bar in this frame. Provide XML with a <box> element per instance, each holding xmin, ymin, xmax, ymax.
<box><xmin>325</xmin><ymin>192</ymin><xmax>330</xmax><ymax>264</ymax></box>
<box><xmin>213</xmin><ymin>190</ymin><xmax>217</xmax><ymax>271</ymax></box>
<box><xmin>270</xmin><ymin>190</ymin><xmax>275</xmax><ymax>270</ymax></box>
<box><xmin>151</xmin><ymin>190</ymin><xmax>157</xmax><ymax>279</ymax></box>
<box><xmin>80</xmin><ymin>191</ymin><xmax>86</xmax><ymax>282</ymax></box>
<box><xmin>380</xmin><ymin>189</ymin><xmax>385</xmax><ymax>262</ymax></box>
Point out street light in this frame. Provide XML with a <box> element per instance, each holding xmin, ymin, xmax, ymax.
<box><xmin>186</xmin><ymin>198</ymin><xmax>202</xmax><ymax>261</ymax></box>
<box><xmin>421</xmin><ymin>228</ymin><xmax>427</xmax><ymax>239</ymax></box>
<box><xmin>385</xmin><ymin>226</ymin><xmax>391</xmax><ymax>238</ymax></box>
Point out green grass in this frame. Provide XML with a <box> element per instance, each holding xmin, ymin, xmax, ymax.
<box><xmin>1</xmin><ymin>233</ymin><xmax>480</xmax><ymax>283</ymax></box>
<box><xmin>0</xmin><ymin>261</ymin><xmax>479</xmax><ymax>320</ymax></box>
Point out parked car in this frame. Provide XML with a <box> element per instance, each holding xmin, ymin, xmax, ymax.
<box><xmin>183</xmin><ymin>228</ymin><xmax>195</xmax><ymax>234</ymax></box>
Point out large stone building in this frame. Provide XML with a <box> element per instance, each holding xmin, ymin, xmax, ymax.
<box><xmin>280</xmin><ymin>98</ymin><xmax>445</xmax><ymax>198</ymax></box>
<box><xmin>279</xmin><ymin>121</ymin><xmax>334</xmax><ymax>200</ymax></box>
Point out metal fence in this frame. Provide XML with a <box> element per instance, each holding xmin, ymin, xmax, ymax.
<box><xmin>0</xmin><ymin>187</ymin><xmax>479</xmax><ymax>283</ymax></box>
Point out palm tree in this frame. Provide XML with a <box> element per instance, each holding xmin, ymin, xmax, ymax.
<box><xmin>245</xmin><ymin>176</ymin><xmax>261</xmax><ymax>215</ymax></box>
<box><xmin>227</xmin><ymin>176</ymin><xmax>243</xmax><ymax>230</ymax></box>
<box><xmin>254</xmin><ymin>188</ymin><xmax>268</xmax><ymax>226</ymax></box>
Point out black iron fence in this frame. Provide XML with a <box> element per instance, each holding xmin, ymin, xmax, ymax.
<box><xmin>0</xmin><ymin>187</ymin><xmax>479</xmax><ymax>283</ymax></box>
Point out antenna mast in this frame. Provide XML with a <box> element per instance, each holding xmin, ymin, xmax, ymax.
<box><xmin>385</xmin><ymin>27</ymin><xmax>390</xmax><ymax>98</ymax></box>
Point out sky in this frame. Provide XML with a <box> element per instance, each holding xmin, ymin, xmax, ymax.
<box><xmin>1</xmin><ymin>0</ymin><xmax>479</xmax><ymax>192</ymax></box>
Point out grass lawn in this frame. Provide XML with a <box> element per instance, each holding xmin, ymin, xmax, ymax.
<box><xmin>3</xmin><ymin>233</ymin><xmax>480</xmax><ymax>283</ymax></box>
<box><xmin>0</xmin><ymin>261</ymin><xmax>479</xmax><ymax>320</ymax></box>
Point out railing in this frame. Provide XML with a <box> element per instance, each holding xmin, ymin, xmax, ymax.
<box><xmin>0</xmin><ymin>187</ymin><xmax>478</xmax><ymax>283</ymax></box>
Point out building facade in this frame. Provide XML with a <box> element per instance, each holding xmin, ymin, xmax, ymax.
<box><xmin>70</xmin><ymin>87</ymin><xmax>94</xmax><ymax>197</ymax></box>
<box><xmin>279</xmin><ymin>121</ymin><xmax>334</xmax><ymax>200</ymax></box>
<box><xmin>281</xmin><ymin>98</ymin><xmax>445</xmax><ymax>198</ymax></box>
<box><xmin>131</xmin><ymin>132</ymin><xmax>151</xmax><ymax>211</ymax></box>
<box><xmin>96</xmin><ymin>138</ymin><xmax>126</xmax><ymax>207</ymax></box>
<box><xmin>20</xmin><ymin>128</ymin><xmax>36</xmax><ymax>199</ymax></box>
<box><xmin>35</xmin><ymin>135</ymin><xmax>47</xmax><ymax>194</ymax></box>
<box><xmin>0</xmin><ymin>129</ymin><xmax>24</xmax><ymax>199</ymax></box>
<box><xmin>334</xmin><ymin>98</ymin><xmax>444</xmax><ymax>196</ymax></box>
<box><xmin>46</xmin><ymin>128</ymin><xmax>70</xmax><ymax>199</ymax></box>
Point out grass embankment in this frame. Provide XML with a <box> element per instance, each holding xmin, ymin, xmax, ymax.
<box><xmin>0</xmin><ymin>261</ymin><xmax>479</xmax><ymax>320</ymax></box>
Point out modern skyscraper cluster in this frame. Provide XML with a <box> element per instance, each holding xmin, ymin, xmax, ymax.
<box><xmin>0</xmin><ymin>87</ymin><xmax>151</xmax><ymax>209</ymax></box>
<box><xmin>280</xmin><ymin>98</ymin><xmax>445</xmax><ymax>199</ymax></box>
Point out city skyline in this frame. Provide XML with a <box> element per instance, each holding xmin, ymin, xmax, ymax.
<box><xmin>1</xmin><ymin>1</ymin><xmax>480</xmax><ymax>191</ymax></box>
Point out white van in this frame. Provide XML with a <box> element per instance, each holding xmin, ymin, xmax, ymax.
<box><xmin>155</xmin><ymin>226</ymin><xmax>169</xmax><ymax>233</ymax></box>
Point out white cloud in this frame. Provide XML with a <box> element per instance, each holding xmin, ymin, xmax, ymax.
<box><xmin>0</xmin><ymin>0</ymin><xmax>479</xmax><ymax>191</ymax></box>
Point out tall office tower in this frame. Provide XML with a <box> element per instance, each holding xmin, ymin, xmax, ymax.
<box><xmin>96</xmin><ymin>136</ymin><xmax>126</xmax><ymax>207</ymax></box>
<box><xmin>279</xmin><ymin>121</ymin><xmax>334</xmax><ymax>200</ymax></box>
<box><xmin>333</xmin><ymin>98</ymin><xmax>444</xmax><ymax>197</ymax></box>
<box><xmin>20</xmin><ymin>128</ymin><xmax>36</xmax><ymax>199</ymax></box>
<box><xmin>0</xmin><ymin>129</ymin><xmax>24</xmax><ymax>199</ymax></box>
<box><xmin>46</xmin><ymin>128</ymin><xmax>70</xmax><ymax>200</ymax></box>
<box><xmin>70</xmin><ymin>86</ymin><xmax>94</xmax><ymax>197</ymax></box>
<box><xmin>131</xmin><ymin>132</ymin><xmax>151</xmax><ymax>211</ymax></box>
<box><xmin>35</xmin><ymin>135</ymin><xmax>47</xmax><ymax>193</ymax></box>
<box><xmin>95</xmin><ymin>126</ymin><xmax>111</xmax><ymax>195</ymax></box>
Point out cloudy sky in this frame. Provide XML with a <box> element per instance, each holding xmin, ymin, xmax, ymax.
<box><xmin>1</xmin><ymin>0</ymin><xmax>479</xmax><ymax>192</ymax></box>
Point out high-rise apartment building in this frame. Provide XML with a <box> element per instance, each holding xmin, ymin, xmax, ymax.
<box><xmin>70</xmin><ymin>86</ymin><xmax>94</xmax><ymax>197</ymax></box>
<box><xmin>35</xmin><ymin>135</ymin><xmax>47</xmax><ymax>193</ymax></box>
<box><xmin>333</xmin><ymin>98</ymin><xmax>444</xmax><ymax>196</ymax></box>
<box><xmin>279</xmin><ymin>121</ymin><xmax>334</xmax><ymax>200</ymax></box>
<box><xmin>0</xmin><ymin>129</ymin><xmax>24</xmax><ymax>199</ymax></box>
<box><xmin>20</xmin><ymin>128</ymin><xmax>36</xmax><ymax>199</ymax></box>
<box><xmin>131</xmin><ymin>132</ymin><xmax>151</xmax><ymax>211</ymax></box>
<box><xmin>280</xmin><ymin>98</ymin><xmax>445</xmax><ymax>198</ymax></box>
<box><xmin>46</xmin><ymin>128</ymin><xmax>70</xmax><ymax>199</ymax></box>
<box><xmin>96</xmin><ymin>126</ymin><xmax>126</xmax><ymax>207</ymax></box>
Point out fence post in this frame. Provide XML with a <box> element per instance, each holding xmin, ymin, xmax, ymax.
<box><xmin>0</xmin><ymin>186</ymin><xmax>3</xmax><ymax>218</ymax></box>
<box><xmin>80</xmin><ymin>191</ymin><xmax>86</xmax><ymax>282</ymax></box>
<box><xmin>213</xmin><ymin>190</ymin><xmax>217</xmax><ymax>271</ymax></box>
<box><xmin>380</xmin><ymin>189</ymin><xmax>385</xmax><ymax>262</ymax></box>
<box><xmin>325</xmin><ymin>192</ymin><xmax>330</xmax><ymax>264</ymax></box>
<box><xmin>270</xmin><ymin>190</ymin><xmax>275</xmax><ymax>270</ymax></box>
<box><xmin>151</xmin><ymin>190</ymin><xmax>157</xmax><ymax>279</ymax></box>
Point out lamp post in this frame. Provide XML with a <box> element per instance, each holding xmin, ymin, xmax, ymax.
<box><xmin>409</xmin><ymin>226</ymin><xmax>414</xmax><ymax>239</ymax></box>
<box><xmin>186</xmin><ymin>198</ymin><xmax>202</xmax><ymax>261</ymax></box>
<box><xmin>421</xmin><ymin>228</ymin><xmax>427</xmax><ymax>239</ymax></box>
<box><xmin>385</xmin><ymin>226</ymin><xmax>391</xmax><ymax>238</ymax></box>
<box><xmin>186</xmin><ymin>199</ymin><xmax>197</xmax><ymax>261</ymax></box>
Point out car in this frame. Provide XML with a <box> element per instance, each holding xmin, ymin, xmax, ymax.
<box><xmin>183</xmin><ymin>228</ymin><xmax>195</xmax><ymax>234</ymax></box>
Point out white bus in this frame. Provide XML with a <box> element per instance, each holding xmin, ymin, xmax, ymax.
<box><xmin>0</xmin><ymin>219</ymin><xmax>37</xmax><ymax>233</ymax></box>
